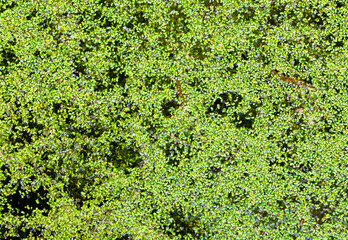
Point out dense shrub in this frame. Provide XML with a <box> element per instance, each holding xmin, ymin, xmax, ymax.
<box><xmin>1</xmin><ymin>0</ymin><xmax>348</xmax><ymax>239</ymax></box>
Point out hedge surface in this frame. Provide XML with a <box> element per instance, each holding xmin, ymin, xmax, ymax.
<box><xmin>0</xmin><ymin>0</ymin><xmax>347</xmax><ymax>239</ymax></box>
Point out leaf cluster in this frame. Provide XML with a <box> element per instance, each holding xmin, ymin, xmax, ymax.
<box><xmin>1</xmin><ymin>0</ymin><xmax>348</xmax><ymax>239</ymax></box>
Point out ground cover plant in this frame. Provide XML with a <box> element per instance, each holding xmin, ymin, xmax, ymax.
<box><xmin>1</xmin><ymin>0</ymin><xmax>348</xmax><ymax>239</ymax></box>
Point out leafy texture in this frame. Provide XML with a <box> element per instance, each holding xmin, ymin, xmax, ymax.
<box><xmin>1</xmin><ymin>0</ymin><xmax>348</xmax><ymax>239</ymax></box>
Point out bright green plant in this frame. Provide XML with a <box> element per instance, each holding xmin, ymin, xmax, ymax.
<box><xmin>1</xmin><ymin>0</ymin><xmax>348</xmax><ymax>239</ymax></box>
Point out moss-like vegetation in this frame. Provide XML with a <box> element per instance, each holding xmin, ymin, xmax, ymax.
<box><xmin>1</xmin><ymin>0</ymin><xmax>348</xmax><ymax>239</ymax></box>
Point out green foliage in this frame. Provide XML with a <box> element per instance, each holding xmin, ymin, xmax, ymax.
<box><xmin>1</xmin><ymin>0</ymin><xmax>348</xmax><ymax>239</ymax></box>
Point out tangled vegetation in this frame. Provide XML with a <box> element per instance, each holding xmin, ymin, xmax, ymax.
<box><xmin>1</xmin><ymin>0</ymin><xmax>348</xmax><ymax>239</ymax></box>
